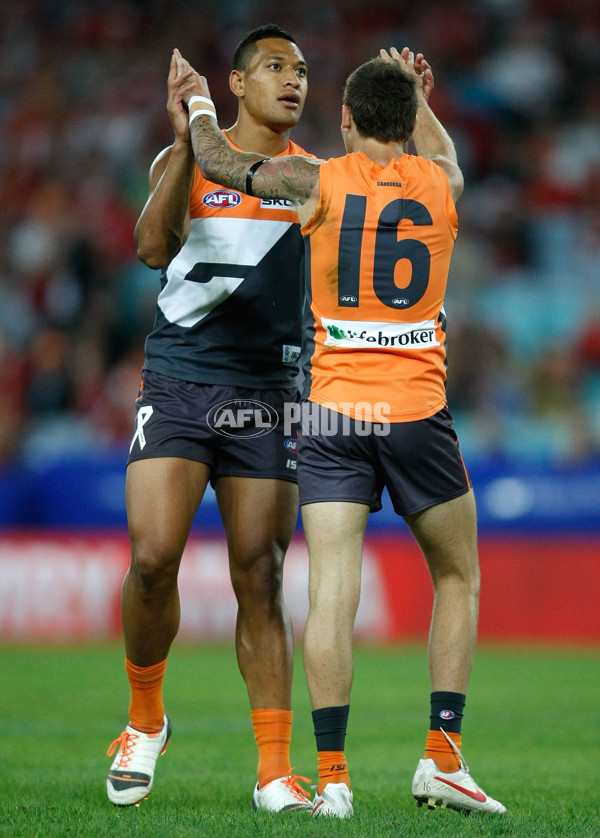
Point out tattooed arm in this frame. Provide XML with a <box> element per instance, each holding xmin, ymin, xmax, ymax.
<box><xmin>172</xmin><ymin>49</ymin><xmax>321</xmax><ymax>223</ymax></box>
<box><xmin>190</xmin><ymin>119</ymin><xmax>320</xmax><ymax>208</ymax></box>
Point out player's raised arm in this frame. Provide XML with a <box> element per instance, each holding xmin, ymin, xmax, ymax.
<box><xmin>174</xmin><ymin>49</ymin><xmax>321</xmax><ymax>215</ymax></box>
<box><xmin>382</xmin><ymin>46</ymin><xmax>463</xmax><ymax>202</ymax></box>
<box><xmin>135</xmin><ymin>52</ymin><xmax>199</xmax><ymax>268</ymax></box>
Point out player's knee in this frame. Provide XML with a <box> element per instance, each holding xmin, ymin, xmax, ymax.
<box><xmin>310</xmin><ymin>582</ymin><xmax>360</xmax><ymax>621</ymax></box>
<box><xmin>130</xmin><ymin>545</ymin><xmax>180</xmax><ymax>594</ymax></box>
<box><xmin>434</xmin><ymin>564</ymin><xmax>480</xmax><ymax>599</ymax></box>
<box><xmin>230</xmin><ymin>550</ymin><xmax>285</xmax><ymax>602</ymax></box>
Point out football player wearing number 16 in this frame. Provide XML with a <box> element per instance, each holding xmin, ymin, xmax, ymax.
<box><xmin>177</xmin><ymin>45</ymin><xmax>508</xmax><ymax>819</ymax></box>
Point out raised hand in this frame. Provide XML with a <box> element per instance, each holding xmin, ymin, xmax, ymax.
<box><xmin>173</xmin><ymin>48</ymin><xmax>212</xmax><ymax>108</ymax></box>
<box><xmin>380</xmin><ymin>46</ymin><xmax>434</xmax><ymax>102</ymax></box>
<box><xmin>167</xmin><ymin>49</ymin><xmax>194</xmax><ymax>142</ymax></box>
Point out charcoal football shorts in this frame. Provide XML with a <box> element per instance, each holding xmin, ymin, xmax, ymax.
<box><xmin>297</xmin><ymin>403</ymin><xmax>471</xmax><ymax>515</ymax></box>
<box><xmin>127</xmin><ymin>369</ymin><xmax>299</xmax><ymax>485</ymax></box>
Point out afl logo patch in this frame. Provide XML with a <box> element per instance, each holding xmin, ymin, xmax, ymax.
<box><xmin>439</xmin><ymin>710</ymin><xmax>456</xmax><ymax>720</ymax></box>
<box><xmin>206</xmin><ymin>399</ymin><xmax>278</xmax><ymax>438</ymax></box>
<box><xmin>284</xmin><ymin>437</ymin><xmax>297</xmax><ymax>452</ymax></box>
<box><xmin>203</xmin><ymin>189</ymin><xmax>242</xmax><ymax>209</ymax></box>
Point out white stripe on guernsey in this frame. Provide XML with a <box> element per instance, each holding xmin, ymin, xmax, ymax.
<box><xmin>158</xmin><ymin>216</ymin><xmax>293</xmax><ymax>328</ymax></box>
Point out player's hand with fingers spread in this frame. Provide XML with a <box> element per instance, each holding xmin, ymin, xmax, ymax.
<box><xmin>415</xmin><ymin>53</ymin><xmax>434</xmax><ymax>102</ymax></box>
<box><xmin>380</xmin><ymin>46</ymin><xmax>434</xmax><ymax>103</ymax></box>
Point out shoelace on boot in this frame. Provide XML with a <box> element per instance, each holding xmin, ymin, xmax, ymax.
<box><xmin>106</xmin><ymin>730</ymin><xmax>138</xmax><ymax>767</ymax></box>
<box><xmin>282</xmin><ymin>773</ymin><xmax>311</xmax><ymax>801</ymax></box>
<box><xmin>440</xmin><ymin>727</ymin><xmax>469</xmax><ymax>772</ymax></box>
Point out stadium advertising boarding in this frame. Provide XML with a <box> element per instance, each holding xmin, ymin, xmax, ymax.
<box><xmin>0</xmin><ymin>532</ymin><xmax>598</xmax><ymax>643</ymax></box>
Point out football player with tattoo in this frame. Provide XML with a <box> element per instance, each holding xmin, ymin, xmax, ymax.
<box><xmin>174</xmin><ymin>45</ymin><xmax>507</xmax><ymax>818</ymax></box>
<box><xmin>106</xmin><ymin>25</ymin><xmax>314</xmax><ymax>812</ymax></box>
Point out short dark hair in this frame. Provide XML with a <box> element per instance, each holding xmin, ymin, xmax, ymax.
<box><xmin>232</xmin><ymin>24</ymin><xmax>297</xmax><ymax>72</ymax></box>
<box><xmin>343</xmin><ymin>57</ymin><xmax>417</xmax><ymax>143</ymax></box>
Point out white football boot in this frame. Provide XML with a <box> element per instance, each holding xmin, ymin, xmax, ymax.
<box><xmin>252</xmin><ymin>774</ymin><xmax>312</xmax><ymax>812</ymax></box>
<box><xmin>311</xmin><ymin>782</ymin><xmax>354</xmax><ymax>818</ymax></box>
<box><xmin>412</xmin><ymin>728</ymin><xmax>506</xmax><ymax>815</ymax></box>
<box><xmin>106</xmin><ymin>715</ymin><xmax>171</xmax><ymax>806</ymax></box>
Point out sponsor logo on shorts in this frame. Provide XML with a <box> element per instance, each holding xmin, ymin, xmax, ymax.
<box><xmin>322</xmin><ymin>317</ymin><xmax>439</xmax><ymax>349</ymax></box>
<box><xmin>282</xmin><ymin>344</ymin><xmax>301</xmax><ymax>364</ymax></box>
<box><xmin>207</xmin><ymin>399</ymin><xmax>278</xmax><ymax>437</ymax></box>
<box><xmin>202</xmin><ymin>189</ymin><xmax>242</xmax><ymax>209</ymax></box>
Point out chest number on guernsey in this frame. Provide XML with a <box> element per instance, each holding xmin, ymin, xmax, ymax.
<box><xmin>337</xmin><ymin>195</ymin><xmax>433</xmax><ymax>308</ymax></box>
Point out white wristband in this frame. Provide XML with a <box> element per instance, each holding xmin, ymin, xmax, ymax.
<box><xmin>188</xmin><ymin>95</ymin><xmax>214</xmax><ymax>108</ymax></box>
<box><xmin>189</xmin><ymin>108</ymin><xmax>217</xmax><ymax>125</ymax></box>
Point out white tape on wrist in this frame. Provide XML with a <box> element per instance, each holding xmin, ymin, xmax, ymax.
<box><xmin>189</xmin><ymin>108</ymin><xmax>217</xmax><ymax>125</ymax></box>
<box><xmin>188</xmin><ymin>95</ymin><xmax>214</xmax><ymax>108</ymax></box>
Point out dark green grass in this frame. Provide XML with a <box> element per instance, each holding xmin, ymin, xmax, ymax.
<box><xmin>1</xmin><ymin>642</ymin><xmax>598</xmax><ymax>836</ymax></box>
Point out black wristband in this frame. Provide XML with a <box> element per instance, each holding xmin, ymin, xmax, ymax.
<box><xmin>246</xmin><ymin>158</ymin><xmax>269</xmax><ymax>197</ymax></box>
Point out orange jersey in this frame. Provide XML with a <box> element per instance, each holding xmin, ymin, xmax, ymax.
<box><xmin>300</xmin><ymin>151</ymin><xmax>458</xmax><ymax>422</ymax></box>
<box><xmin>189</xmin><ymin>136</ymin><xmax>312</xmax><ymax>220</ymax></box>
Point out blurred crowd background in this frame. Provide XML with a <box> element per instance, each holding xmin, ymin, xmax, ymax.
<box><xmin>1</xmin><ymin>0</ymin><xmax>599</xmax><ymax>471</ymax></box>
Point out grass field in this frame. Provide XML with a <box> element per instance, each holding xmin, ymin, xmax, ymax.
<box><xmin>1</xmin><ymin>642</ymin><xmax>598</xmax><ymax>837</ymax></box>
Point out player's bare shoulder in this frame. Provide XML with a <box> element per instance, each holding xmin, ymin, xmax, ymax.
<box><xmin>148</xmin><ymin>146</ymin><xmax>174</xmax><ymax>189</ymax></box>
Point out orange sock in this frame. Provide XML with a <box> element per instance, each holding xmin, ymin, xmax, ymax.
<box><xmin>126</xmin><ymin>657</ymin><xmax>167</xmax><ymax>733</ymax></box>
<box><xmin>317</xmin><ymin>750</ymin><xmax>350</xmax><ymax>794</ymax></box>
<box><xmin>251</xmin><ymin>709</ymin><xmax>292</xmax><ymax>788</ymax></box>
<box><xmin>424</xmin><ymin>729</ymin><xmax>462</xmax><ymax>773</ymax></box>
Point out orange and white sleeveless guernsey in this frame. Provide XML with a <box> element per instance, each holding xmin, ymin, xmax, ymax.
<box><xmin>300</xmin><ymin>151</ymin><xmax>457</xmax><ymax>422</ymax></box>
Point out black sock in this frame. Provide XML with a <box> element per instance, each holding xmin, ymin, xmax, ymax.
<box><xmin>312</xmin><ymin>705</ymin><xmax>350</xmax><ymax>752</ymax></box>
<box><xmin>429</xmin><ymin>691</ymin><xmax>465</xmax><ymax>734</ymax></box>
